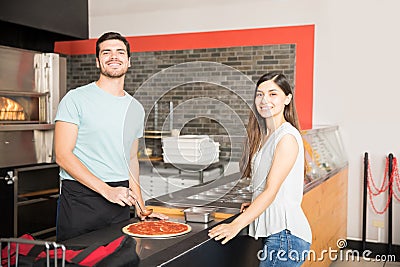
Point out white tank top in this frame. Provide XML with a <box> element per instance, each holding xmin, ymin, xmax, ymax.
<box><xmin>248</xmin><ymin>122</ymin><xmax>312</xmax><ymax>243</ymax></box>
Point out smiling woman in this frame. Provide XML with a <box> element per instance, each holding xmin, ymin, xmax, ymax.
<box><xmin>208</xmin><ymin>73</ymin><xmax>311</xmax><ymax>267</ymax></box>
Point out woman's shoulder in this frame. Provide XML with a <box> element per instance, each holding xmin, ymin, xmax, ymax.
<box><xmin>274</xmin><ymin>123</ymin><xmax>302</xmax><ymax>144</ymax></box>
<box><xmin>278</xmin><ymin>122</ymin><xmax>300</xmax><ymax>135</ymax></box>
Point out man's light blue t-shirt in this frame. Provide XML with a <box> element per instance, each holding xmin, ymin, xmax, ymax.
<box><xmin>55</xmin><ymin>82</ymin><xmax>144</xmax><ymax>182</ymax></box>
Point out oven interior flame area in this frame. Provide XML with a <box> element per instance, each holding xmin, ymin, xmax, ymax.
<box><xmin>0</xmin><ymin>96</ymin><xmax>26</xmax><ymax>121</ymax></box>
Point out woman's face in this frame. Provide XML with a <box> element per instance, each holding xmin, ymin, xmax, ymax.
<box><xmin>255</xmin><ymin>80</ymin><xmax>291</xmax><ymax>119</ymax></box>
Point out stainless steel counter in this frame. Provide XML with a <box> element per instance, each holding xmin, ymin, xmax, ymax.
<box><xmin>146</xmin><ymin>172</ymin><xmax>249</xmax><ymax>210</ymax></box>
<box><xmin>145</xmin><ymin>165</ymin><xmax>349</xmax><ymax>212</ymax></box>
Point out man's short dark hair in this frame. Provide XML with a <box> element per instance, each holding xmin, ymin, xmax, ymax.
<box><xmin>96</xmin><ymin>32</ymin><xmax>131</xmax><ymax>58</ymax></box>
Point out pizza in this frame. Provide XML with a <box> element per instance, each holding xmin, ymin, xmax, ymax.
<box><xmin>122</xmin><ymin>220</ymin><xmax>191</xmax><ymax>238</ymax></box>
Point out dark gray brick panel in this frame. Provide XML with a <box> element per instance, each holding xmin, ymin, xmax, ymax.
<box><xmin>66</xmin><ymin>44</ymin><xmax>296</xmax><ymax>162</ymax></box>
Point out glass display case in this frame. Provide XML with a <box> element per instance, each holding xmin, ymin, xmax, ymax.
<box><xmin>301</xmin><ymin>125</ymin><xmax>348</xmax><ymax>190</ymax></box>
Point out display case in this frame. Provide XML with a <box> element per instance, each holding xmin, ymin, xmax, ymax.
<box><xmin>301</xmin><ymin>126</ymin><xmax>348</xmax><ymax>267</ymax></box>
<box><xmin>302</xmin><ymin>125</ymin><xmax>348</xmax><ymax>190</ymax></box>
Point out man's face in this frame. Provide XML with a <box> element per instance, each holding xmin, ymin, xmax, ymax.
<box><xmin>96</xmin><ymin>39</ymin><xmax>131</xmax><ymax>78</ymax></box>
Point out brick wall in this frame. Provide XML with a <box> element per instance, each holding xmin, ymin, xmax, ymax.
<box><xmin>66</xmin><ymin>44</ymin><xmax>296</xmax><ymax>161</ymax></box>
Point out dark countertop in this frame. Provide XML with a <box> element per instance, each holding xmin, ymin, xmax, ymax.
<box><xmin>62</xmin><ymin>214</ymin><xmax>229</xmax><ymax>266</ymax></box>
<box><xmin>61</xmin><ymin>167</ymin><xmax>347</xmax><ymax>266</ymax></box>
<box><xmin>63</xmin><ymin>213</ymin><xmax>262</xmax><ymax>267</ymax></box>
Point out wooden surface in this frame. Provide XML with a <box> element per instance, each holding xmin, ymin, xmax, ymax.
<box><xmin>18</xmin><ymin>188</ymin><xmax>59</xmax><ymax>198</ymax></box>
<box><xmin>147</xmin><ymin>205</ymin><xmax>235</xmax><ymax>220</ymax></box>
<box><xmin>138</xmin><ymin>156</ymin><xmax>163</xmax><ymax>162</ymax></box>
<box><xmin>301</xmin><ymin>168</ymin><xmax>348</xmax><ymax>267</ymax></box>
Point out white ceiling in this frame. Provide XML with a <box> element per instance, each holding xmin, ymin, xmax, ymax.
<box><xmin>89</xmin><ymin>0</ymin><xmax>268</xmax><ymax>16</ymax></box>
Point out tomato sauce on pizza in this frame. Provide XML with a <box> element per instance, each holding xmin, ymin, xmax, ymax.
<box><xmin>122</xmin><ymin>220</ymin><xmax>191</xmax><ymax>238</ymax></box>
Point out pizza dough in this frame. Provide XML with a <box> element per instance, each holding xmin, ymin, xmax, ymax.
<box><xmin>122</xmin><ymin>220</ymin><xmax>191</xmax><ymax>238</ymax></box>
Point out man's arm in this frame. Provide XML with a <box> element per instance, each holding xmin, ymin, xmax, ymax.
<box><xmin>55</xmin><ymin>121</ymin><xmax>133</xmax><ymax>206</ymax></box>
<box><xmin>128</xmin><ymin>139</ymin><xmax>168</xmax><ymax>220</ymax></box>
<box><xmin>128</xmin><ymin>139</ymin><xmax>145</xmax><ymax>210</ymax></box>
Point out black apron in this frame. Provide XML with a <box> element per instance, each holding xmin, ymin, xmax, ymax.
<box><xmin>56</xmin><ymin>180</ymin><xmax>130</xmax><ymax>242</ymax></box>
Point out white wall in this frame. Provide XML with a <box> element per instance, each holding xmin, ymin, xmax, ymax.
<box><xmin>89</xmin><ymin>0</ymin><xmax>400</xmax><ymax>245</ymax></box>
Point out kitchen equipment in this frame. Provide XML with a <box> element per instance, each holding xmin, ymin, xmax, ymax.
<box><xmin>135</xmin><ymin>198</ymin><xmax>153</xmax><ymax>217</ymax></box>
<box><xmin>162</xmin><ymin>135</ymin><xmax>220</xmax><ymax>165</ymax></box>
<box><xmin>0</xmin><ymin>164</ymin><xmax>60</xmax><ymax>238</ymax></box>
<box><xmin>140</xmin><ymin>130</ymin><xmax>170</xmax><ymax>161</ymax></box>
<box><xmin>184</xmin><ymin>207</ymin><xmax>216</xmax><ymax>223</ymax></box>
<box><xmin>145</xmin><ymin>148</ymin><xmax>153</xmax><ymax>156</ymax></box>
<box><xmin>0</xmin><ymin>236</ymin><xmax>66</xmax><ymax>267</ymax></box>
<box><xmin>0</xmin><ymin>45</ymin><xmax>66</xmax><ymax>168</ymax></box>
<box><xmin>171</xmin><ymin>129</ymin><xmax>180</xmax><ymax>137</ymax></box>
<box><xmin>0</xmin><ymin>45</ymin><xmax>66</xmax><ymax>238</ymax></box>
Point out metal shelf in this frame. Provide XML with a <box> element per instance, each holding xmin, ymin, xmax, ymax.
<box><xmin>0</xmin><ymin>90</ymin><xmax>49</xmax><ymax>97</ymax></box>
<box><xmin>143</xmin><ymin>135</ymin><xmax>165</xmax><ymax>139</ymax></box>
<box><xmin>0</xmin><ymin>123</ymin><xmax>54</xmax><ymax>131</ymax></box>
<box><xmin>144</xmin><ymin>130</ymin><xmax>171</xmax><ymax>134</ymax></box>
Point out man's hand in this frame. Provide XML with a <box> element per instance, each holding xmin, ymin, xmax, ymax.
<box><xmin>139</xmin><ymin>212</ymin><xmax>169</xmax><ymax>221</ymax></box>
<box><xmin>102</xmin><ymin>186</ymin><xmax>135</xmax><ymax>206</ymax></box>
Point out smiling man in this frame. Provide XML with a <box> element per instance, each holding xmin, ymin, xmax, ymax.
<box><xmin>54</xmin><ymin>32</ymin><xmax>166</xmax><ymax>242</ymax></box>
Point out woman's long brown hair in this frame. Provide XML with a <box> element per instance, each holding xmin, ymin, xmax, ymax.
<box><xmin>240</xmin><ymin>73</ymin><xmax>301</xmax><ymax>178</ymax></box>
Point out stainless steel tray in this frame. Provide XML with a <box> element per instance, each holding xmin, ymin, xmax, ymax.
<box><xmin>184</xmin><ymin>207</ymin><xmax>216</xmax><ymax>223</ymax></box>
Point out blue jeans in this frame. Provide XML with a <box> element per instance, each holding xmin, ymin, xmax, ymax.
<box><xmin>258</xmin><ymin>229</ymin><xmax>310</xmax><ymax>267</ymax></box>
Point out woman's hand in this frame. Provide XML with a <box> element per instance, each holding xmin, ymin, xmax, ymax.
<box><xmin>208</xmin><ymin>222</ymin><xmax>242</xmax><ymax>245</ymax></box>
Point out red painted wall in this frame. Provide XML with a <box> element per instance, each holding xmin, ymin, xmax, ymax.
<box><xmin>55</xmin><ymin>25</ymin><xmax>314</xmax><ymax>129</ymax></box>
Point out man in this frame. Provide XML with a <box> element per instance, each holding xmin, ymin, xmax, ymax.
<box><xmin>54</xmin><ymin>32</ymin><xmax>165</xmax><ymax>242</ymax></box>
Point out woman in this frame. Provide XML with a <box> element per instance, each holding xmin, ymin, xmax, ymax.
<box><xmin>209</xmin><ymin>73</ymin><xmax>312</xmax><ymax>266</ymax></box>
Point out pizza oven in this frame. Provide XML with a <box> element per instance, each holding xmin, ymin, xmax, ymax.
<box><xmin>0</xmin><ymin>45</ymin><xmax>66</xmax><ymax>239</ymax></box>
<box><xmin>0</xmin><ymin>45</ymin><xmax>66</xmax><ymax>168</ymax></box>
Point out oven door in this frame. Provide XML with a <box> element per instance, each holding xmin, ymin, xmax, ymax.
<box><xmin>0</xmin><ymin>128</ymin><xmax>54</xmax><ymax>168</ymax></box>
<box><xmin>0</xmin><ymin>163</ymin><xmax>60</xmax><ymax>238</ymax></box>
<box><xmin>0</xmin><ymin>169</ymin><xmax>14</xmax><ymax>237</ymax></box>
<box><xmin>15</xmin><ymin>164</ymin><xmax>60</xmax><ymax>237</ymax></box>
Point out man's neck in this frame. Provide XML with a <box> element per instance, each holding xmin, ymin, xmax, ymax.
<box><xmin>96</xmin><ymin>76</ymin><xmax>126</xmax><ymax>97</ymax></box>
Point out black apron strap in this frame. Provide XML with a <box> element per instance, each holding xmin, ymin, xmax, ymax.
<box><xmin>69</xmin><ymin>236</ymin><xmax>126</xmax><ymax>265</ymax></box>
<box><xmin>26</xmin><ymin>245</ymin><xmax>45</xmax><ymax>258</ymax></box>
<box><xmin>69</xmin><ymin>242</ymin><xmax>103</xmax><ymax>264</ymax></box>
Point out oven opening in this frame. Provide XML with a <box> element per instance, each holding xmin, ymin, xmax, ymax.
<box><xmin>0</xmin><ymin>96</ymin><xmax>26</xmax><ymax>121</ymax></box>
<box><xmin>0</xmin><ymin>94</ymin><xmax>42</xmax><ymax>123</ymax></box>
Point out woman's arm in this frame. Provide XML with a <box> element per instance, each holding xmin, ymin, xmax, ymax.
<box><xmin>209</xmin><ymin>134</ymin><xmax>299</xmax><ymax>244</ymax></box>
